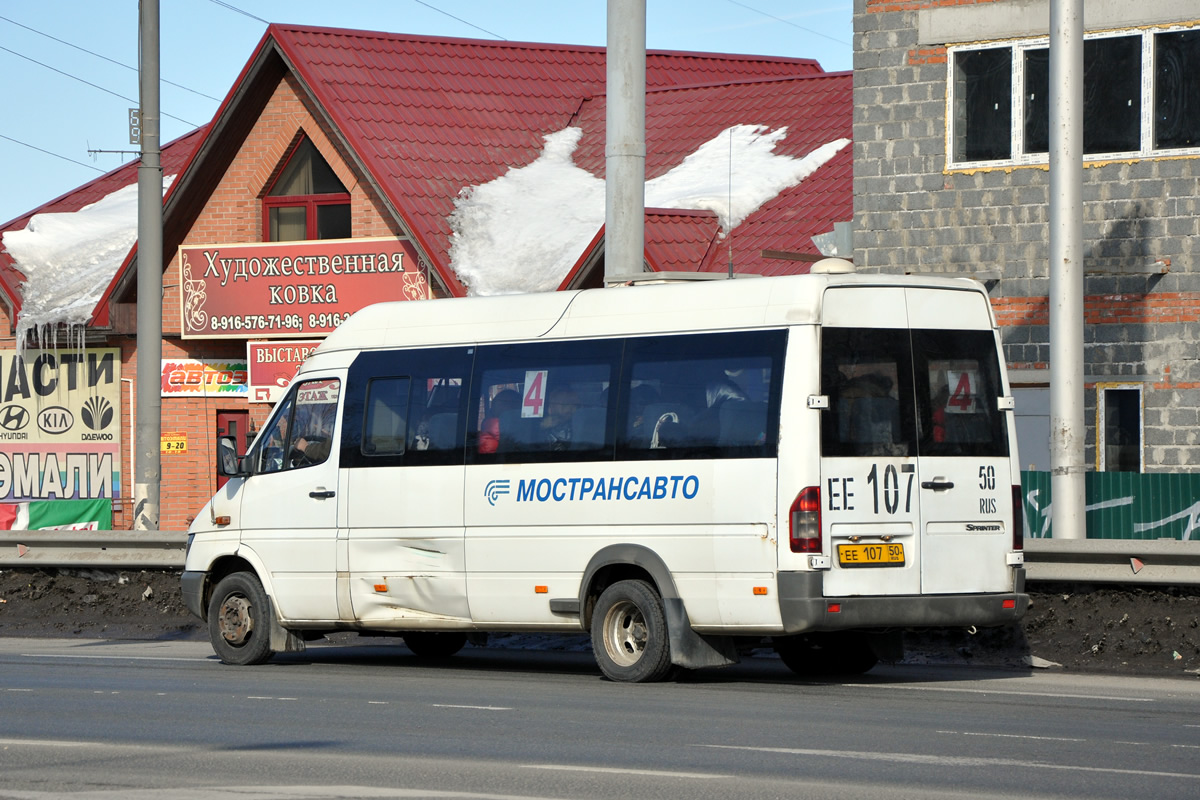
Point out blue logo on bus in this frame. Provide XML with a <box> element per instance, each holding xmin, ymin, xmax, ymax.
<box><xmin>485</xmin><ymin>479</ymin><xmax>511</xmax><ymax>506</ymax></box>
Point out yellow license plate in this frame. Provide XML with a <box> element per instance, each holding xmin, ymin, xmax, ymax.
<box><xmin>837</xmin><ymin>542</ymin><xmax>905</xmax><ymax>568</ymax></box>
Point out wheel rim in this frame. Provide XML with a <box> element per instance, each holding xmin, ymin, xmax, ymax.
<box><xmin>601</xmin><ymin>598</ymin><xmax>648</xmax><ymax>667</ymax></box>
<box><xmin>216</xmin><ymin>593</ymin><xmax>254</xmax><ymax>646</ymax></box>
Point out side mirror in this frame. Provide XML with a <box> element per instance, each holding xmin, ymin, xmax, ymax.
<box><xmin>217</xmin><ymin>435</ymin><xmax>246</xmax><ymax>477</ymax></box>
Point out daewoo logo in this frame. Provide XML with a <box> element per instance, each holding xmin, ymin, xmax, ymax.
<box><xmin>485</xmin><ymin>479</ymin><xmax>511</xmax><ymax>506</ymax></box>
<box><xmin>37</xmin><ymin>406</ymin><xmax>73</xmax><ymax>434</ymax></box>
<box><xmin>81</xmin><ymin>396</ymin><xmax>114</xmax><ymax>431</ymax></box>
<box><xmin>0</xmin><ymin>405</ymin><xmax>29</xmax><ymax>431</ymax></box>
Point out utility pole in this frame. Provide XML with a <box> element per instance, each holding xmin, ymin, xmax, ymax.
<box><xmin>1048</xmin><ymin>0</ymin><xmax>1086</xmax><ymax>539</ymax></box>
<box><xmin>134</xmin><ymin>0</ymin><xmax>162</xmax><ymax>530</ymax></box>
<box><xmin>604</xmin><ymin>0</ymin><xmax>646</xmax><ymax>285</ymax></box>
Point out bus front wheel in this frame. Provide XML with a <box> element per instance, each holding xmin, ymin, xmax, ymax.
<box><xmin>208</xmin><ymin>572</ymin><xmax>275</xmax><ymax>666</ymax></box>
<box><xmin>591</xmin><ymin>579</ymin><xmax>674</xmax><ymax>683</ymax></box>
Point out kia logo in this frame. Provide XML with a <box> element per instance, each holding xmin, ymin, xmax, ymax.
<box><xmin>0</xmin><ymin>405</ymin><xmax>29</xmax><ymax>431</ymax></box>
<box><xmin>37</xmin><ymin>406</ymin><xmax>74</xmax><ymax>435</ymax></box>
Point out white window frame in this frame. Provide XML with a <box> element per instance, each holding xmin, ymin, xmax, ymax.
<box><xmin>946</xmin><ymin>25</ymin><xmax>1200</xmax><ymax>170</ymax></box>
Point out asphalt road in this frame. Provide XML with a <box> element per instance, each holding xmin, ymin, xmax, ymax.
<box><xmin>1</xmin><ymin>637</ymin><xmax>1199</xmax><ymax>800</ymax></box>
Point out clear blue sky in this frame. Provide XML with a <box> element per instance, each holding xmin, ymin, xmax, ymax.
<box><xmin>0</xmin><ymin>1</ymin><xmax>852</xmax><ymax>227</ymax></box>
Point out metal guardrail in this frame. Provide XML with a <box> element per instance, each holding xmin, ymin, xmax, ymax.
<box><xmin>1023</xmin><ymin>538</ymin><xmax>1200</xmax><ymax>586</ymax></box>
<box><xmin>2</xmin><ymin>532</ymin><xmax>1200</xmax><ymax>586</ymax></box>
<box><xmin>0</xmin><ymin>531</ymin><xmax>187</xmax><ymax>569</ymax></box>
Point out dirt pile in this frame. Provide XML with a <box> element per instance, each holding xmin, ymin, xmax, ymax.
<box><xmin>1</xmin><ymin>567</ymin><xmax>1198</xmax><ymax>677</ymax></box>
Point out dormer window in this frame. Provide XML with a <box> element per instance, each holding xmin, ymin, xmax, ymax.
<box><xmin>264</xmin><ymin>138</ymin><xmax>351</xmax><ymax>241</ymax></box>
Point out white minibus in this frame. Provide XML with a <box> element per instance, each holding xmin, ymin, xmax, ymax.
<box><xmin>183</xmin><ymin>262</ymin><xmax>1027</xmax><ymax>682</ymax></box>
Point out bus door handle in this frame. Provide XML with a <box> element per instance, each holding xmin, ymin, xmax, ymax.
<box><xmin>921</xmin><ymin>479</ymin><xmax>954</xmax><ymax>491</ymax></box>
<box><xmin>309</xmin><ymin>489</ymin><xmax>336</xmax><ymax>499</ymax></box>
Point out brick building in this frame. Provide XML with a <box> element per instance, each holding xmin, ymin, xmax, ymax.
<box><xmin>0</xmin><ymin>26</ymin><xmax>852</xmax><ymax>530</ymax></box>
<box><xmin>853</xmin><ymin>0</ymin><xmax>1200</xmax><ymax>473</ymax></box>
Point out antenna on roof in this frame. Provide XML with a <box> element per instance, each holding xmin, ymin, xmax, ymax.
<box><xmin>727</xmin><ymin>128</ymin><xmax>734</xmax><ymax>279</ymax></box>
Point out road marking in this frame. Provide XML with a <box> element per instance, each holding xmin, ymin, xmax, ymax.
<box><xmin>21</xmin><ymin>653</ymin><xmax>204</xmax><ymax>662</ymax></box>
<box><xmin>524</xmin><ymin>764</ymin><xmax>728</xmax><ymax>779</ymax></box>
<box><xmin>937</xmin><ymin>730</ymin><xmax>1086</xmax><ymax>743</ymax></box>
<box><xmin>849</xmin><ymin>683</ymin><xmax>1154</xmax><ymax>702</ymax></box>
<box><xmin>432</xmin><ymin>704</ymin><xmax>513</xmax><ymax>711</ymax></box>
<box><xmin>247</xmin><ymin>696</ymin><xmax>297</xmax><ymax>701</ymax></box>
<box><xmin>700</xmin><ymin>744</ymin><xmax>1200</xmax><ymax>780</ymax></box>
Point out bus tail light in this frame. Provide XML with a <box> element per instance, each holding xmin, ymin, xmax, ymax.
<box><xmin>1011</xmin><ymin>484</ymin><xmax>1024</xmax><ymax>551</ymax></box>
<box><xmin>789</xmin><ymin>486</ymin><xmax>822</xmax><ymax>553</ymax></box>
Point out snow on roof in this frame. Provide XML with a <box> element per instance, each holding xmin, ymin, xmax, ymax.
<box><xmin>449</xmin><ymin>124</ymin><xmax>848</xmax><ymax>295</ymax></box>
<box><xmin>1</xmin><ymin>177</ymin><xmax>174</xmax><ymax>349</ymax></box>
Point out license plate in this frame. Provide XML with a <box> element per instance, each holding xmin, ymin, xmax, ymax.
<box><xmin>837</xmin><ymin>542</ymin><xmax>905</xmax><ymax>568</ymax></box>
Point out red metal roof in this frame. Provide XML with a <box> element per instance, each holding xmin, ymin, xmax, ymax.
<box><xmin>570</xmin><ymin>72</ymin><xmax>853</xmax><ymax>277</ymax></box>
<box><xmin>270</xmin><ymin>26</ymin><xmax>840</xmax><ymax>288</ymax></box>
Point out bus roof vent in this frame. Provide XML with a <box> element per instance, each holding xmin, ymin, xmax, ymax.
<box><xmin>810</xmin><ymin>258</ymin><xmax>855</xmax><ymax>274</ymax></box>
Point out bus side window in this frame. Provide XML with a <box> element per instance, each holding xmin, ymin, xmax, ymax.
<box><xmin>362</xmin><ymin>377</ymin><xmax>410</xmax><ymax>456</ymax></box>
<box><xmin>469</xmin><ymin>339</ymin><xmax>619</xmax><ymax>463</ymax></box>
<box><xmin>619</xmin><ymin>331</ymin><xmax>783</xmax><ymax>458</ymax></box>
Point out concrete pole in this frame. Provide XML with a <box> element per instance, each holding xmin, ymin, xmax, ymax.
<box><xmin>604</xmin><ymin>0</ymin><xmax>646</xmax><ymax>283</ymax></box>
<box><xmin>134</xmin><ymin>0</ymin><xmax>162</xmax><ymax>530</ymax></box>
<box><xmin>1048</xmin><ymin>0</ymin><xmax>1086</xmax><ymax>539</ymax></box>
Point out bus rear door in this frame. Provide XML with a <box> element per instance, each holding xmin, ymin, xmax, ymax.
<box><xmin>818</xmin><ymin>286</ymin><xmax>1014</xmax><ymax>599</ymax></box>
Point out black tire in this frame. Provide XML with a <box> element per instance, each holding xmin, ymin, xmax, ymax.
<box><xmin>591</xmin><ymin>579</ymin><xmax>674</xmax><ymax>683</ymax></box>
<box><xmin>207</xmin><ymin>572</ymin><xmax>276</xmax><ymax>666</ymax></box>
<box><xmin>402</xmin><ymin>631</ymin><xmax>468</xmax><ymax>658</ymax></box>
<box><xmin>775</xmin><ymin>632</ymin><xmax>878</xmax><ymax>676</ymax></box>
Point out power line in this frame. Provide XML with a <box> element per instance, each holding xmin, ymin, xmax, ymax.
<box><xmin>203</xmin><ymin>0</ymin><xmax>269</xmax><ymax>24</ymax></box>
<box><xmin>0</xmin><ymin>133</ymin><xmax>106</xmax><ymax>173</ymax></box>
<box><xmin>411</xmin><ymin>0</ymin><xmax>507</xmax><ymax>40</ymax></box>
<box><xmin>0</xmin><ymin>14</ymin><xmax>222</xmax><ymax>102</ymax></box>
<box><xmin>723</xmin><ymin>0</ymin><xmax>850</xmax><ymax>47</ymax></box>
<box><xmin>0</xmin><ymin>45</ymin><xmax>201</xmax><ymax>128</ymax></box>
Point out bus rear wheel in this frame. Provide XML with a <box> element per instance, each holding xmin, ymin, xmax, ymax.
<box><xmin>402</xmin><ymin>632</ymin><xmax>467</xmax><ymax>658</ymax></box>
<box><xmin>775</xmin><ymin>632</ymin><xmax>878</xmax><ymax>676</ymax></box>
<box><xmin>591</xmin><ymin>579</ymin><xmax>674</xmax><ymax>683</ymax></box>
<box><xmin>208</xmin><ymin>572</ymin><xmax>275</xmax><ymax>666</ymax></box>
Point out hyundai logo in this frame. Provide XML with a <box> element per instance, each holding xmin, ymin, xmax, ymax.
<box><xmin>0</xmin><ymin>405</ymin><xmax>29</xmax><ymax>431</ymax></box>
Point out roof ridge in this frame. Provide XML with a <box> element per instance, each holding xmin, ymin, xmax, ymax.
<box><xmin>267</xmin><ymin>23</ymin><xmax>823</xmax><ymax>65</ymax></box>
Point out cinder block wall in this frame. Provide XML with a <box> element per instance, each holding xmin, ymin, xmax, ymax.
<box><xmin>853</xmin><ymin>0</ymin><xmax>1200</xmax><ymax>471</ymax></box>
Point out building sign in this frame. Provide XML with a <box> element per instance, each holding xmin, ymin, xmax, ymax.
<box><xmin>0</xmin><ymin>348</ymin><xmax>121</xmax><ymax>502</ymax></box>
<box><xmin>247</xmin><ymin>340</ymin><xmax>322</xmax><ymax>404</ymax></box>
<box><xmin>179</xmin><ymin>236</ymin><xmax>429</xmax><ymax>339</ymax></box>
<box><xmin>161</xmin><ymin>432</ymin><xmax>187</xmax><ymax>453</ymax></box>
<box><xmin>161</xmin><ymin>359</ymin><xmax>249</xmax><ymax>397</ymax></box>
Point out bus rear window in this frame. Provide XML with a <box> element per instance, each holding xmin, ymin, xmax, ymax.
<box><xmin>913</xmin><ymin>329</ymin><xmax>1009</xmax><ymax>458</ymax></box>
<box><xmin>821</xmin><ymin>327</ymin><xmax>1008</xmax><ymax>458</ymax></box>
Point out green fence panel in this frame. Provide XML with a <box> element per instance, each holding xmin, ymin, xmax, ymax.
<box><xmin>1020</xmin><ymin>471</ymin><xmax>1200</xmax><ymax>540</ymax></box>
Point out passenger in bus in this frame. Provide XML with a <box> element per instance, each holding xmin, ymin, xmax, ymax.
<box><xmin>626</xmin><ymin>383</ymin><xmax>662</xmax><ymax>446</ymax></box>
<box><xmin>840</xmin><ymin>372</ymin><xmax>902</xmax><ymax>454</ymax></box>
<box><xmin>478</xmin><ymin>389</ymin><xmax>521</xmax><ymax>454</ymax></box>
<box><xmin>541</xmin><ymin>388</ymin><xmax>578</xmax><ymax>451</ymax></box>
<box><xmin>705</xmin><ymin>368</ymin><xmax>748</xmax><ymax>408</ymax></box>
